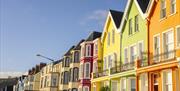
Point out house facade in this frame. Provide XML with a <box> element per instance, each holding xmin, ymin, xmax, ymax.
<box><xmin>137</xmin><ymin>0</ymin><xmax>180</xmax><ymax>91</ymax></box>
<box><xmin>79</xmin><ymin>31</ymin><xmax>101</xmax><ymax>91</ymax></box>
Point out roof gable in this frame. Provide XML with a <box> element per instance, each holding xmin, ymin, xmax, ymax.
<box><xmin>101</xmin><ymin>10</ymin><xmax>123</xmax><ymax>42</ymax></box>
<box><xmin>118</xmin><ymin>0</ymin><xmax>150</xmax><ymax>33</ymax></box>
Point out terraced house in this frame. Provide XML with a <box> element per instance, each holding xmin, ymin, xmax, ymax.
<box><xmin>39</xmin><ymin>60</ymin><xmax>61</xmax><ymax>91</ymax></box>
<box><xmin>91</xmin><ymin>10</ymin><xmax>123</xmax><ymax>91</ymax></box>
<box><xmin>60</xmin><ymin>46</ymin><xmax>74</xmax><ymax>91</ymax></box>
<box><xmin>137</xmin><ymin>0</ymin><xmax>180</xmax><ymax>91</ymax></box>
<box><xmin>79</xmin><ymin>31</ymin><xmax>101</xmax><ymax>91</ymax></box>
<box><xmin>68</xmin><ymin>40</ymin><xmax>84</xmax><ymax>91</ymax></box>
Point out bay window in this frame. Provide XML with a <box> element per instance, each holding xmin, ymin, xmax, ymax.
<box><xmin>84</xmin><ymin>62</ymin><xmax>90</xmax><ymax>79</ymax></box>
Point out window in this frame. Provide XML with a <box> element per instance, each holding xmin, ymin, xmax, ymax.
<box><xmin>130</xmin><ymin>45</ymin><xmax>137</xmax><ymax>62</ymax></box>
<box><xmin>40</xmin><ymin>77</ymin><xmax>43</xmax><ymax>88</ymax></box>
<box><xmin>86</xmin><ymin>44</ymin><xmax>91</xmax><ymax>57</ymax></box>
<box><xmin>51</xmin><ymin>75</ymin><xmax>57</xmax><ymax>86</ymax></box>
<box><xmin>135</xmin><ymin>15</ymin><xmax>139</xmax><ymax>32</ymax></box>
<box><xmin>69</xmin><ymin>68</ymin><xmax>73</xmax><ymax>81</ymax></box>
<box><xmin>121</xmin><ymin>78</ymin><xmax>126</xmax><ymax>91</ymax></box>
<box><xmin>81</xmin><ymin>46</ymin><xmax>85</xmax><ymax>57</ymax></box>
<box><xmin>140</xmin><ymin>74</ymin><xmax>148</xmax><ymax>91</ymax></box>
<box><xmin>112</xmin><ymin>29</ymin><xmax>115</xmax><ymax>43</ymax></box>
<box><xmin>93</xmin><ymin>62</ymin><xmax>98</xmax><ymax>73</ymax></box>
<box><xmin>124</xmin><ymin>48</ymin><xmax>128</xmax><ymax>64</ymax></box>
<box><xmin>104</xmin><ymin>57</ymin><xmax>107</xmax><ymax>70</ymax></box>
<box><xmin>160</xmin><ymin>0</ymin><xmax>166</xmax><ymax>19</ymax></box>
<box><xmin>107</xmin><ymin>32</ymin><xmax>110</xmax><ymax>46</ymax></box>
<box><xmin>84</xmin><ymin>62</ymin><xmax>90</xmax><ymax>78</ymax></box>
<box><xmin>162</xmin><ymin>70</ymin><xmax>172</xmax><ymax>91</ymax></box>
<box><xmin>79</xmin><ymin>64</ymin><xmax>83</xmax><ymax>79</ymax></box>
<box><xmin>74</xmin><ymin>51</ymin><xmax>79</xmax><ymax>63</ymax></box>
<box><xmin>163</xmin><ymin>30</ymin><xmax>174</xmax><ymax>59</ymax></box>
<box><xmin>61</xmin><ymin>73</ymin><xmax>63</xmax><ymax>84</ymax></box>
<box><xmin>177</xmin><ymin>26</ymin><xmax>180</xmax><ymax>47</ymax></box>
<box><xmin>154</xmin><ymin>35</ymin><xmax>160</xmax><ymax>62</ymax></box>
<box><xmin>64</xmin><ymin>71</ymin><xmax>69</xmax><ymax>84</ymax></box>
<box><xmin>170</xmin><ymin>0</ymin><xmax>176</xmax><ymax>14</ymax></box>
<box><xmin>73</xmin><ymin>68</ymin><xmax>79</xmax><ymax>81</ymax></box>
<box><xmin>129</xmin><ymin>18</ymin><xmax>133</xmax><ymax>35</ymax></box>
<box><xmin>130</xmin><ymin>78</ymin><xmax>136</xmax><ymax>91</ymax></box>
<box><xmin>111</xmin><ymin>81</ymin><xmax>118</xmax><ymax>91</ymax></box>
<box><xmin>108</xmin><ymin>55</ymin><xmax>112</xmax><ymax>68</ymax></box>
<box><xmin>138</xmin><ymin>42</ymin><xmax>144</xmax><ymax>60</ymax></box>
<box><xmin>65</xmin><ymin>57</ymin><xmax>70</xmax><ymax>67</ymax></box>
<box><xmin>93</xmin><ymin>86</ymin><xmax>96</xmax><ymax>91</ymax></box>
<box><xmin>78</xmin><ymin>87</ymin><xmax>82</xmax><ymax>91</ymax></box>
<box><xmin>94</xmin><ymin>43</ymin><xmax>98</xmax><ymax>55</ymax></box>
<box><xmin>44</xmin><ymin>76</ymin><xmax>47</xmax><ymax>87</ymax></box>
<box><xmin>83</xmin><ymin>86</ymin><xmax>89</xmax><ymax>91</ymax></box>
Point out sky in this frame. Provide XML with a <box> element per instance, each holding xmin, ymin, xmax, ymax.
<box><xmin>0</xmin><ymin>0</ymin><xmax>127</xmax><ymax>74</ymax></box>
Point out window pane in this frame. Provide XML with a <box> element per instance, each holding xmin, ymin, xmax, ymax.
<box><xmin>177</xmin><ymin>27</ymin><xmax>180</xmax><ymax>47</ymax></box>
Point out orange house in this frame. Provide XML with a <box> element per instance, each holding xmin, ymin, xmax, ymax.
<box><xmin>137</xmin><ymin>0</ymin><xmax>180</xmax><ymax>91</ymax></box>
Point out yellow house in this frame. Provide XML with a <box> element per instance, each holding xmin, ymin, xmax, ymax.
<box><xmin>91</xmin><ymin>10</ymin><xmax>123</xmax><ymax>91</ymax></box>
<box><xmin>39</xmin><ymin>60</ymin><xmax>61</xmax><ymax>91</ymax></box>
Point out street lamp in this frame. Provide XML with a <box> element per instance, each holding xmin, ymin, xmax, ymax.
<box><xmin>36</xmin><ymin>54</ymin><xmax>55</xmax><ymax>72</ymax></box>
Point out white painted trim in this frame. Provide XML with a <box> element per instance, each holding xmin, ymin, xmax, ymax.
<box><xmin>84</xmin><ymin>62</ymin><xmax>90</xmax><ymax>79</ymax></box>
<box><xmin>153</xmin><ymin>33</ymin><xmax>161</xmax><ymax>62</ymax></box>
<box><xmin>162</xmin><ymin>69</ymin><xmax>173</xmax><ymax>91</ymax></box>
<box><xmin>129</xmin><ymin>43</ymin><xmax>137</xmax><ymax>63</ymax></box>
<box><xmin>137</xmin><ymin>40</ymin><xmax>144</xmax><ymax>59</ymax></box>
<box><xmin>124</xmin><ymin>47</ymin><xmax>129</xmax><ymax>64</ymax></box>
<box><xmin>162</xmin><ymin>28</ymin><xmax>174</xmax><ymax>54</ymax></box>
<box><xmin>176</xmin><ymin>25</ymin><xmax>180</xmax><ymax>49</ymax></box>
<box><xmin>83</xmin><ymin>86</ymin><xmax>89</xmax><ymax>91</ymax></box>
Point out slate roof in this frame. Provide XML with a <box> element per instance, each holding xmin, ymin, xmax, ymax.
<box><xmin>73</xmin><ymin>39</ymin><xmax>85</xmax><ymax>50</ymax></box>
<box><xmin>109</xmin><ymin>10</ymin><xmax>124</xmax><ymax>28</ymax></box>
<box><xmin>54</xmin><ymin>58</ymin><xmax>63</xmax><ymax>64</ymax></box>
<box><xmin>86</xmin><ymin>31</ymin><xmax>102</xmax><ymax>41</ymax></box>
<box><xmin>137</xmin><ymin>0</ymin><xmax>150</xmax><ymax>13</ymax></box>
<box><xmin>64</xmin><ymin>46</ymin><xmax>75</xmax><ymax>56</ymax></box>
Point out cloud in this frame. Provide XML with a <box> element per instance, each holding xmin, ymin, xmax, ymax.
<box><xmin>0</xmin><ymin>72</ymin><xmax>27</xmax><ymax>78</ymax></box>
<box><xmin>80</xmin><ymin>10</ymin><xmax>108</xmax><ymax>27</ymax></box>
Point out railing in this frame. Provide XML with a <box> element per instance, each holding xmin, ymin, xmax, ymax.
<box><xmin>138</xmin><ymin>50</ymin><xmax>176</xmax><ymax>68</ymax></box>
<box><xmin>110</xmin><ymin>62</ymin><xmax>135</xmax><ymax>74</ymax></box>
<box><xmin>93</xmin><ymin>69</ymin><xmax>109</xmax><ymax>78</ymax></box>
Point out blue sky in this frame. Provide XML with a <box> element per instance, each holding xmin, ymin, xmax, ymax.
<box><xmin>0</xmin><ymin>0</ymin><xmax>127</xmax><ymax>73</ymax></box>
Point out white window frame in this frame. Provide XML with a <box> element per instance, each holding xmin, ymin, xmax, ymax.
<box><xmin>79</xmin><ymin>63</ymin><xmax>83</xmax><ymax>79</ymax></box>
<box><xmin>108</xmin><ymin>55</ymin><xmax>112</xmax><ymax>69</ymax></box>
<box><xmin>103</xmin><ymin>57</ymin><xmax>107</xmax><ymax>70</ymax></box>
<box><xmin>93</xmin><ymin>61</ymin><xmax>98</xmax><ymax>73</ymax></box>
<box><xmin>140</xmin><ymin>73</ymin><xmax>148</xmax><ymax>91</ymax></box>
<box><xmin>135</xmin><ymin>14</ymin><xmax>139</xmax><ymax>32</ymax></box>
<box><xmin>162</xmin><ymin>69</ymin><xmax>173</xmax><ymax>91</ymax></box>
<box><xmin>129</xmin><ymin>18</ymin><xmax>133</xmax><ymax>35</ymax></box>
<box><xmin>93</xmin><ymin>85</ymin><xmax>96</xmax><ymax>91</ymax></box>
<box><xmin>153</xmin><ymin>34</ymin><xmax>161</xmax><ymax>62</ymax></box>
<box><xmin>128</xmin><ymin>77</ymin><xmax>136</xmax><ymax>91</ymax></box>
<box><xmin>124</xmin><ymin>48</ymin><xmax>128</xmax><ymax>64</ymax></box>
<box><xmin>160</xmin><ymin>0</ymin><xmax>166</xmax><ymax>19</ymax></box>
<box><xmin>170</xmin><ymin>0</ymin><xmax>176</xmax><ymax>15</ymax></box>
<box><xmin>84</xmin><ymin>62</ymin><xmax>90</xmax><ymax>79</ymax></box>
<box><xmin>138</xmin><ymin>41</ymin><xmax>144</xmax><ymax>60</ymax></box>
<box><xmin>129</xmin><ymin>44</ymin><xmax>137</xmax><ymax>63</ymax></box>
<box><xmin>112</xmin><ymin>29</ymin><xmax>115</xmax><ymax>44</ymax></box>
<box><xmin>111</xmin><ymin>80</ymin><xmax>118</xmax><ymax>91</ymax></box>
<box><xmin>176</xmin><ymin>25</ymin><xmax>180</xmax><ymax>48</ymax></box>
<box><xmin>83</xmin><ymin>86</ymin><xmax>89</xmax><ymax>91</ymax></box>
<box><xmin>107</xmin><ymin>32</ymin><xmax>110</xmax><ymax>46</ymax></box>
<box><xmin>86</xmin><ymin>44</ymin><xmax>91</xmax><ymax>57</ymax></box>
<box><xmin>162</xmin><ymin>29</ymin><xmax>174</xmax><ymax>60</ymax></box>
<box><xmin>120</xmin><ymin>78</ymin><xmax>126</xmax><ymax>91</ymax></box>
<box><xmin>94</xmin><ymin>43</ymin><xmax>98</xmax><ymax>55</ymax></box>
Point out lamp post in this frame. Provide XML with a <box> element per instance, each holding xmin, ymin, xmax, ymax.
<box><xmin>36</xmin><ymin>54</ymin><xmax>55</xmax><ymax>72</ymax></box>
